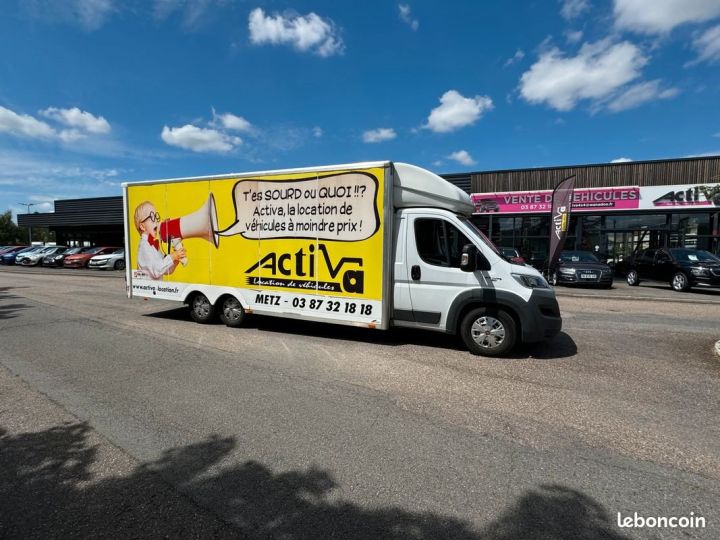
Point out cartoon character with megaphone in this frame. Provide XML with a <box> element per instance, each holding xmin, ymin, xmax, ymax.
<box><xmin>133</xmin><ymin>195</ymin><xmax>219</xmax><ymax>280</ymax></box>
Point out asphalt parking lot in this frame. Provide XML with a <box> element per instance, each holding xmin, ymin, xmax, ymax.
<box><xmin>1</xmin><ymin>266</ymin><xmax>719</xmax><ymax>538</ymax></box>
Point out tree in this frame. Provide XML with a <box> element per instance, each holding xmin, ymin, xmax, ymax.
<box><xmin>0</xmin><ymin>210</ymin><xmax>22</xmax><ymax>244</ymax></box>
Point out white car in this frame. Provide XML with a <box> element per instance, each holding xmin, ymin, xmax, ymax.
<box><xmin>88</xmin><ymin>248</ymin><xmax>126</xmax><ymax>270</ymax></box>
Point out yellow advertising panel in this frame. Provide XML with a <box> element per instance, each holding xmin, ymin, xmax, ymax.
<box><xmin>126</xmin><ymin>166</ymin><xmax>386</xmax><ymax>326</ymax></box>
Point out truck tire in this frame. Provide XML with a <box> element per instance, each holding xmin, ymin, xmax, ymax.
<box><xmin>189</xmin><ymin>293</ymin><xmax>216</xmax><ymax>324</ymax></box>
<box><xmin>218</xmin><ymin>295</ymin><xmax>245</xmax><ymax>328</ymax></box>
<box><xmin>460</xmin><ymin>307</ymin><xmax>516</xmax><ymax>357</ymax></box>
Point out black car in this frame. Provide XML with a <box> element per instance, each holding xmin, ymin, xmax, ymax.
<box><xmin>550</xmin><ymin>250</ymin><xmax>614</xmax><ymax>288</ymax></box>
<box><xmin>42</xmin><ymin>246</ymin><xmax>89</xmax><ymax>267</ymax></box>
<box><xmin>626</xmin><ymin>247</ymin><xmax>720</xmax><ymax>292</ymax></box>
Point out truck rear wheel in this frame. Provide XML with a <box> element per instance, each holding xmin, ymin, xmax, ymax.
<box><xmin>189</xmin><ymin>293</ymin><xmax>215</xmax><ymax>324</ymax></box>
<box><xmin>460</xmin><ymin>307</ymin><xmax>516</xmax><ymax>357</ymax></box>
<box><xmin>218</xmin><ymin>295</ymin><xmax>245</xmax><ymax>328</ymax></box>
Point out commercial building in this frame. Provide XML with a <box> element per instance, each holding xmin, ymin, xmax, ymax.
<box><xmin>16</xmin><ymin>156</ymin><xmax>720</xmax><ymax>271</ymax></box>
<box><xmin>17</xmin><ymin>196</ymin><xmax>123</xmax><ymax>247</ymax></box>
<box><xmin>445</xmin><ymin>156</ymin><xmax>720</xmax><ymax>270</ymax></box>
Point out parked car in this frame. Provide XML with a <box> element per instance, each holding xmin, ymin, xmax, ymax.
<box><xmin>500</xmin><ymin>247</ymin><xmax>526</xmax><ymax>265</ymax></box>
<box><xmin>1</xmin><ymin>246</ymin><xmax>39</xmax><ymax>265</ymax></box>
<box><xmin>63</xmin><ymin>246</ymin><xmax>121</xmax><ymax>268</ymax></box>
<box><xmin>550</xmin><ymin>250</ymin><xmax>614</xmax><ymax>288</ymax></box>
<box><xmin>17</xmin><ymin>246</ymin><xmax>67</xmax><ymax>266</ymax></box>
<box><xmin>88</xmin><ymin>248</ymin><xmax>126</xmax><ymax>270</ymax></box>
<box><xmin>42</xmin><ymin>246</ymin><xmax>89</xmax><ymax>267</ymax></box>
<box><xmin>626</xmin><ymin>247</ymin><xmax>720</xmax><ymax>292</ymax></box>
<box><xmin>0</xmin><ymin>245</ymin><xmax>28</xmax><ymax>257</ymax></box>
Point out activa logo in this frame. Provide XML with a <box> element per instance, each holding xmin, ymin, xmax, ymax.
<box><xmin>653</xmin><ymin>185</ymin><xmax>720</xmax><ymax>206</ymax></box>
<box><xmin>246</xmin><ymin>243</ymin><xmax>364</xmax><ymax>293</ymax></box>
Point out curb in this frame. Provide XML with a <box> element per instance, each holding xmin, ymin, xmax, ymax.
<box><xmin>715</xmin><ymin>340</ymin><xmax>720</xmax><ymax>358</ymax></box>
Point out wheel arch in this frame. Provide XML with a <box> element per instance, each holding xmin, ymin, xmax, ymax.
<box><xmin>446</xmin><ymin>289</ymin><xmax>525</xmax><ymax>338</ymax></box>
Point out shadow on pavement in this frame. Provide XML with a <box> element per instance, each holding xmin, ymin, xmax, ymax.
<box><xmin>0</xmin><ymin>422</ymin><xmax>626</xmax><ymax>538</ymax></box>
<box><xmin>0</xmin><ymin>287</ymin><xmax>32</xmax><ymax>320</ymax></box>
<box><xmin>144</xmin><ymin>306</ymin><xmax>577</xmax><ymax>359</ymax></box>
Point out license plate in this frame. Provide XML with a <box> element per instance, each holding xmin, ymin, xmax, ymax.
<box><xmin>580</xmin><ymin>273</ymin><xmax>597</xmax><ymax>279</ymax></box>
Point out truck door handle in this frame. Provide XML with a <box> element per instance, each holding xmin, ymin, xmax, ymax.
<box><xmin>411</xmin><ymin>265</ymin><xmax>421</xmax><ymax>280</ymax></box>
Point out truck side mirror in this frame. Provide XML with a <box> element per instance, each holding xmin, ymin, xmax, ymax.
<box><xmin>460</xmin><ymin>244</ymin><xmax>491</xmax><ymax>272</ymax></box>
<box><xmin>460</xmin><ymin>244</ymin><xmax>477</xmax><ymax>272</ymax></box>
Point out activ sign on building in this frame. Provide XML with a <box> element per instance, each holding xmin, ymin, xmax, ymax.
<box><xmin>472</xmin><ymin>183</ymin><xmax>720</xmax><ymax>214</ymax></box>
<box><xmin>124</xmin><ymin>165</ymin><xmax>387</xmax><ymax>326</ymax></box>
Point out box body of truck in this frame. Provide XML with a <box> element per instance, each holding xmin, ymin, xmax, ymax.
<box><xmin>124</xmin><ymin>162</ymin><xmax>395</xmax><ymax>328</ymax></box>
<box><xmin>123</xmin><ymin>161</ymin><xmax>561</xmax><ymax>355</ymax></box>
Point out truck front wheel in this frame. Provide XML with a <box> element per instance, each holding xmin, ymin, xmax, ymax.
<box><xmin>218</xmin><ymin>295</ymin><xmax>245</xmax><ymax>328</ymax></box>
<box><xmin>460</xmin><ymin>307</ymin><xmax>516</xmax><ymax>357</ymax></box>
<box><xmin>189</xmin><ymin>293</ymin><xmax>215</xmax><ymax>324</ymax></box>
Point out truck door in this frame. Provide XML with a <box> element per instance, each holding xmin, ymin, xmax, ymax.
<box><xmin>404</xmin><ymin>214</ymin><xmax>474</xmax><ymax>329</ymax></box>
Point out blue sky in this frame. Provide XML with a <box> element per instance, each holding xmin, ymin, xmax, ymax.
<box><xmin>1</xmin><ymin>0</ymin><xmax>720</xmax><ymax>216</ymax></box>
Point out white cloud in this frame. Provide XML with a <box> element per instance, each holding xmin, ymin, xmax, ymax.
<box><xmin>399</xmin><ymin>4</ymin><xmax>419</xmax><ymax>31</ymax></box>
<box><xmin>611</xmin><ymin>157</ymin><xmax>633</xmax><ymax>162</ymax></box>
<box><xmin>519</xmin><ymin>39</ymin><xmax>648</xmax><ymax>111</ymax></box>
<box><xmin>689</xmin><ymin>24</ymin><xmax>720</xmax><ymax>64</ymax></box>
<box><xmin>153</xmin><ymin>0</ymin><xmax>227</xmax><ymax>28</ymax></box>
<box><xmin>504</xmin><ymin>49</ymin><xmax>525</xmax><ymax>67</ymax></box>
<box><xmin>25</xmin><ymin>0</ymin><xmax>116</xmax><ymax>31</ymax></box>
<box><xmin>0</xmin><ymin>105</ymin><xmax>114</xmax><ymax>146</ymax></box>
<box><xmin>211</xmin><ymin>110</ymin><xmax>253</xmax><ymax>132</ymax></box>
<box><xmin>606</xmin><ymin>80</ymin><xmax>679</xmax><ymax>112</ymax></box>
<box><xmin>161</xmin><ymin>125</ymin><xmax>241</xmax><ymax>153</ymax></box>
<box><xmin>313</xmin><ymin>126</ymin><xmax>323</xmax><ymax>137</ymax></box>
<box><xmin>448</xmin><ymin>150</ymin><xmax>477</xmax><ymax>166</ymax></box>
<box><xmin>73</xmin><ymin>0</ymin><xmax>115</xmax><ymax>30</ymax></box>
<box><xmin>565</xmin><ymin>30</ymin><xmax>584</xmax><ymax>43</ymax></box>
<box><xmin>424</xmin><ymin>90</ymin><xmax>494</xmax><ymax>133</ymax></box>
<box><xmin>561</xmin><ymin>0</ymin><xmax>590</xmax><ymax>20</ymax></box>
<box><xmin>248</xmin><ymin>8</ymin><xmax>344</xmax><ymax>57</ymax></box>
<box><xmin>0</xmin><ymin>106</ymin><xmax>56</xmax><ymax>139</ymax></box>
<box><xmin>614</xmin><ymin>0</ymin><xmax>720</xmax><ymax>34</ymax></box>
<box><xmin>713</xmin><ymin>132</ymin><xmax>720</xmax><ymax>137</ymax></box>
<box><xmin>362</xmin><ymin>128</ymin><xmax>397</xmax><ymax>143</ymax></box>
<box><xmin>40</xmin><ymin>107</ymin><xmax>111</xmax><ymax>134</ymax></box>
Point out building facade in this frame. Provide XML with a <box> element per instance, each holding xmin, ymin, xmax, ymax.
<box><xmin>445</xmin><ymin>156</ymin><xmax>720</xmax><ymax>270</ymax></box>
<box><xmin>15</xmin><ymin>156</ymin><xmax>720</xmax><ymax>271</ymax></box>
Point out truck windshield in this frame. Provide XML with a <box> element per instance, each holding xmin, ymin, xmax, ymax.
<box><xmin>459</xmin><ymin>217</ymin><xmax>502</xmax><ymax>257</ymax></box>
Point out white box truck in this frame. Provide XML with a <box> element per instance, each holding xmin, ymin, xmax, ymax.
<box><xmin>123</xmin><ymin>162</ymin><xmax>561</xmax><ymax>356</ymax></box>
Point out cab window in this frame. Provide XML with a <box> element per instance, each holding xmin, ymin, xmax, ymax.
<box><xmin>415</xmin><ymin>219</ymin><xmax>471</xmax><ymax>268</ymax></box>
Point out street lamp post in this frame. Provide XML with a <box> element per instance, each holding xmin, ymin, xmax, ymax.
<box><xmin>18</xmin><ymin>202</ymin><xmax>36</xmax><ymax>245</ymax></box>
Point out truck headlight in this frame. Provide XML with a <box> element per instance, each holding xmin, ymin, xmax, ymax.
<box><xmin>512</xmin><ymin>273</ymin><xmax>550</xmax><ymax>289</ymax></box>
<box><xmin>690</xmin><ymin>267</ymin><xmax>709</xmax><ymax>276</ymax></box>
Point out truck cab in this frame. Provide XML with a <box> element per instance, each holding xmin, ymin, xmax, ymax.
<box><xmin>390</xmin><ymin>164</ymin><xmax>561</xmax><ymax>356</ymax></box>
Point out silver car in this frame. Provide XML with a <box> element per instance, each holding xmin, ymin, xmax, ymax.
<box><xmin>17</xmin><ymin>246</ymin><xmax>65</xmax><ymax>266</ymax></box>
<box><xmin>88</xmin><ymin>248</ymin><xmax>126</xmax><ymax>270</ymax></box>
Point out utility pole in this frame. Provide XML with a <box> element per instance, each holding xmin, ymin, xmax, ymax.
<box><xmin>18</xmin><ymin>202</ymin><xmax>36</xmax><ymax>245</ymax></box>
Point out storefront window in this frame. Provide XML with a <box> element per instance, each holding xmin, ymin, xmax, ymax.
<box><xmin>670</xmin><ymin>213</ymin><xmax>710</xmax><ymax>236</ymax></box>
<box><xmin>604</xmin><ymin>214</ymin><xmax>668</xmax><ymax>230</ymax></box>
